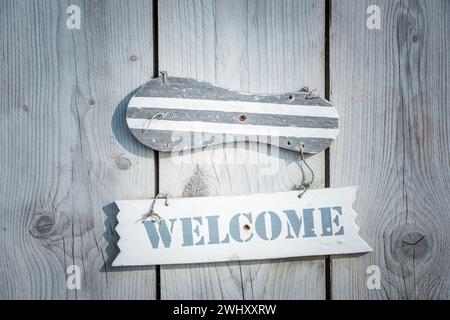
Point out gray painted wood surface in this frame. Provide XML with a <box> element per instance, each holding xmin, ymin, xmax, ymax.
<box><xmin>158</xmin><ymin>0</ymin><xmax>326</xmax><ymax>299</ymax></box>
<box><xmin>330</xmin><ymin>0</ymin><xmax>450</xmax><ymax>299</ymax></box>
<box><xmin>0</xmin><ymin>0</ymin><xmax>156</xmax><ymax>299</ymax></box>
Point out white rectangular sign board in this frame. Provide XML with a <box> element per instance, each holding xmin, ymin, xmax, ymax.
<box><xmin>113</xmin><ymin>187</ymin><xmax>371</xmax><ymax>266</ymax></box>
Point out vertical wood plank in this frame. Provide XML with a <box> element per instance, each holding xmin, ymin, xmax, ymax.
<box><xmin>0</xmin><ymin>0</ymin><xmax>156</xmax><ymax>299</ymax></box>
<box><xmin>330</xmin><ymin>0</ymin><xmax>450</xmax><ymax>299</ymax></box>
<box><xmin>158</xmin><ymin>0</ymin><xmax>326</xmax><ymax>299</ymax></box>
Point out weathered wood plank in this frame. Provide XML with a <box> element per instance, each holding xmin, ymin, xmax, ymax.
<box><xmin>0</xmin><ymin>0</ymin><xmax>156</xmax><ymax>299</ymax></box>
<box><xmin>330</xmin><ymin>0</ymin><xmax>450</xmax><ymax>299</ymax></box>
<box><xmin>158</xmin><ymin>0</ymin><xmax>326</xmax><ymax>299</ymax></box>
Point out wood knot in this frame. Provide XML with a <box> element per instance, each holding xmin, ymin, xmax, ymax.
<box><xmin>385</xmin><ymin>224</ymin><xmax>433</xmax><ymax>278</ymax></box>
<box><xmin>116</xmin><ymin>156</ymin><xmax>131</xmax><ymax>170</ymax></box>
<box><xmin>399</xmin><ymin>231</ymin><xmax>429</xmax><ymax>259</ymax></box>
<box><xmin>19</xmin><ymin>104</ymin><xmax>30</xmax><ymax>112</ymax></box>
<box><xmin>30</xmin><ymin>214</ymin><xmax>55</xmax><ymax>238</ymax></box>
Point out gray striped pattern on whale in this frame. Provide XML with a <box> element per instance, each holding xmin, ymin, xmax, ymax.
<box><xmin>127</xmin><ymin>107</ymin><xmax>339</xmax><ymax>129</ymax></box>
<box><xmin>126</xmin><ymin>77</ymin><xmax>340</xmax><ymax>153</ymax></box>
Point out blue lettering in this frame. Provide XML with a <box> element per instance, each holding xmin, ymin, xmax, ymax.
<box><xmin>255</xmin><ymin>211</ymin><xmax>282</xmax><ymax>240</ymax></box>
<box><xmin>143</xmin><ymin>219</ymin><xmax>177</xmax><ymax>248</ymax></box>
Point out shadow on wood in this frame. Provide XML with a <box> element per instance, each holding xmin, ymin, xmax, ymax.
<box><xmin>111</xmin><ymin>88</ymin><xmax>153</xmax><ymax>157</ymax></box>
<box><xmin>101</xmin><ymin>202</ymin><xmax>153</xmax><ymax>273</ymax></box>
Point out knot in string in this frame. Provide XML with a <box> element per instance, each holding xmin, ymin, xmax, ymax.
<box><xmin>142</xmin><ymin>194</ymin><xmax>169</xmax><ymax>224</ymax></box>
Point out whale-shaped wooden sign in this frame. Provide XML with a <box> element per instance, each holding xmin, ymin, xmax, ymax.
<box><xmin>126</xmin><ymin>77</ymin><xmax>339</xmax><ymax>153</ymax></box>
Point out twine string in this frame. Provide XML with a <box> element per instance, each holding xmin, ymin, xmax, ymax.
<box><xmin>298</xmin><ymin>143</ymin><xmax>314</xmax><ymax>198</ymax></box>
<box><xmin>142</xmin><ymin>111</ymin><xmax>173</xmax><ymax>133</ymax></box>
<box><xmin>142</xmin><ymin>194</ymin><xmax>169</xmax><ymax>224</ymax></box>
<box><xmin>160</xmin><ymin>70</ymin><xmax>168</xmax><ymax>83</ymax></box>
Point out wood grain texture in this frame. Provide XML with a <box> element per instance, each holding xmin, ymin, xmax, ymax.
<box><xmin>0</xmin><ymin>0</ymin><xmax>156</xmax><ymax>299</ymax></box>
<box><xmin>330</xmin><ymin>0</ymin><xmax>450</xmax><ymax>299</ymax></box>
<box><xmin>158</xmin><ymin>0</ymin><xmax>326</xmax><ymax>299</ymax></box>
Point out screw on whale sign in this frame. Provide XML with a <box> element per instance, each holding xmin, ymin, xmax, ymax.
<box><xmin>114</xmin><ymin>76</ymin><xmax>371</xmax><ymax>266</ymax></box>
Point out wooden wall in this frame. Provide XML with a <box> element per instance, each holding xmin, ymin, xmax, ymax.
<box><xmin>330</xmin><ymin>0</ymin><xmax>450</xmax><ymax>299</ymax></box>
<box><xmin>0</xmin><ymin>0</ymin><xmax>156</xmax><ymax>299</ymax></box>
<box><xmin>0</xmin><ymin>0</ymin><xmax>448</xmax><ymax>299</ymax></box>
<box><xmin>158</xmin><ymin>0</ymin><xmax>326</xmax><ymax>300</ymax></box>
